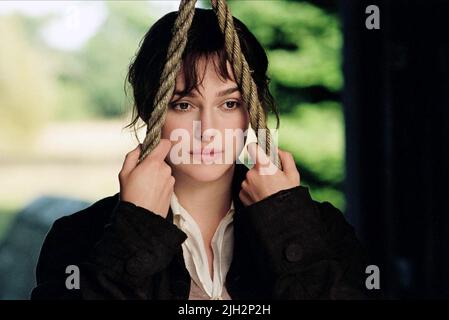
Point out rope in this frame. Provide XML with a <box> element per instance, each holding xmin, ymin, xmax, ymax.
<box><xmin>138</xmin><ymin>0</ymin><xmax>281</xmax><ymax>170</ymax></box>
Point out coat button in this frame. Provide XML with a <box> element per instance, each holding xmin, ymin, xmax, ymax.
<box><xmin>284</xmin><ymin>243</ymin><xmax>303</xmax><ymax>262</ymax></box>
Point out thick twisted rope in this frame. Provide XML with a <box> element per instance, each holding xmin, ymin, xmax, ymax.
<box><xmin>210</xmin><ymin>0</ymin><xmax>281</xmax><ymax>169</ymax></box>
<box><xmin>138</xmin><ymin>0</ymin><xmax>281</xmax><ymax>170</ymax></box>
<box><xmin>138</xmin><ymin>0</ymin><xmax>196</xmax><ymax>161</ymax></box>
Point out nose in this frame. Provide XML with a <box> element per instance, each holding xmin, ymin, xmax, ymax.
<box><xmin>194</xmin><ymin>108</ymin><xmax>218</xmax><ymax>142</ymax></box>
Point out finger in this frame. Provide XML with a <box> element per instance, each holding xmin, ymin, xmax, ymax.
<box><xmin>162</xmin><ymin>175</ymin><xmax>176</xmax><ymax>195</ymax></box>
<box><xmin>120</xmin><ymin>144</ymin><xmax>141</xmax><ymax>177</ymax></box>
<box><xmin>239</xmin><ymin>189</ymin><xmax>252</xmax><ymax>207</ymax></box>
<box><xmin>241</xmin><ymin>179</ymin><xmax>249</xmax><ymax>192</ymax></box>
<box><xmin>145</xmin><ymin>139</ymin><xmax>172</xmax><ymax>162</ymax></box>
<box><xmin>240</xmin><ymin>179</ymin><xmax>253</xmax><ymax>199</ymax></box>
<box><xmin>277</xmin><ymin>148</ymin><xmax>297</xmax><ymax>175</ymax></box>
<box><xmin>247</xmin><ymin>142</ymin><xmax>271</xmax><ymax>169</ymax></box>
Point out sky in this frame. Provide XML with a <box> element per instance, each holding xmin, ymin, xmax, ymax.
<box><xmin>0</xmin><ymin>1</ymin><xmax>183</xmax><ymax>51</ymax></box>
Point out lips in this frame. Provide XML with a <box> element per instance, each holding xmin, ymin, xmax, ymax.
<box><xmin>190</xmin><ymin>149</ymin><xmax>223</xmax><ymax>156</ymax></box>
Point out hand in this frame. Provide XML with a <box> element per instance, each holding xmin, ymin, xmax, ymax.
<box><xmin>118</xmin><ymin>139</ymin><xmax>175</xmax><ymax>218</ymax></box>
<box><xmin>239</xmin><ymin>143</ymin><xmax>300</xmax><ymax>207</ymax></box>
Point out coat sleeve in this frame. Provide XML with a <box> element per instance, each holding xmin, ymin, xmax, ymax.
<box><xmin>244</xmin><ymin>186</ymin><xmax>370</xmax><ymax>299</ymax></box>
<box><xmin>30</xmin><ymin>200</ymin><xmax>187</xmax><ymax>300</ymax></box>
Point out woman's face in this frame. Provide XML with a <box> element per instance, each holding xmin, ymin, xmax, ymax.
<box><xmin>161</xmin><ymin>56</ymin><xmax>249</xmax><ymax>183</ymax></box>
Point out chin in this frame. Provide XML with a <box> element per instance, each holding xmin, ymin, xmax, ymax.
<box><xmin>175</xmin><ymin>163</ymin><xmax>233</xmax><ymax>183</ymax></box>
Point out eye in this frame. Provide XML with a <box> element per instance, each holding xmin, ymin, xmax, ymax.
<box><xmin>222</xmin><ymin>100</ymin><xmax>242</xmax><ymax>111</ymax></box>
<box><xmin>170</xmin><ymin>102</ymin><xmax>192</xmax><ymax>112</ymax></box>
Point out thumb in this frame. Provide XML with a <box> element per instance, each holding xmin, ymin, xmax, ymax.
<box><xmin>121</xmin><ymin>144</ymin><xmax>141</xmax><ymax>177</ymax></box>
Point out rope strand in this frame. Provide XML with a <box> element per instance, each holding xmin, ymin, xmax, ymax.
<box><xmin>139</xmin><ymin>0</ymin><xmax>197</xmax><ymax>162</ymax></box>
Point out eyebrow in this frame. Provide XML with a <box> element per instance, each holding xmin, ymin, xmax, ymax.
<box><xmin>216</xmin><ymin>86</ymin><xmax>240</xmax><ymax>97</ymax></box>
<box><xmin>172</xmin><ymin>86</ymin><xmax>240</xmax><ymax>98</ymax></box>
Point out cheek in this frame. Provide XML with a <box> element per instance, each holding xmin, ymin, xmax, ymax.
<box><xmin>224</xmin><ymin>108</ymin><xmax>249</xmax><ymax>130</ymax></box>
<box><xmin>238</xmin><ymin>107</ymin><xmax>250</xmax><ymax>129</ymax></box>
<box><xmin>220</xmin><ymin>110</ymin><xmax>249</xmax><ymax>156</ymax></box>
<box><xmin>161</xmin><ymin>114</ymin><xmax>192</xmax><ymax>140</ymax></box>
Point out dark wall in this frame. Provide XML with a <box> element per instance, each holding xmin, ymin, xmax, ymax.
<box><xmin>341</xmin><ymin>0</ymin><xmax>449</xmax><ymax>298</ymax></box>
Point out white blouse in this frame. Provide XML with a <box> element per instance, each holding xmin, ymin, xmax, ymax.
<box><xmin>170</xmin><ymin>192</ymin><xmax>234</xmax><ymax>300</ymax></box>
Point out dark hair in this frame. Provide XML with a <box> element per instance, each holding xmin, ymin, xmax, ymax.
<box><xmin>124</xmin><ymin>8</ymin><xmax>279</xmax><ymax>141</ymax></box>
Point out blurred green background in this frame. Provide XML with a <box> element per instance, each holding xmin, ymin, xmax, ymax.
<box><xmin>0</xmin><ymin>0</ymin><xmax>344</xmax><ymax>238</ymax></box>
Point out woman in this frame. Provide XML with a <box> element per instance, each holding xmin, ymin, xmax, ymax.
<box><xmin>31</xmin><ymin>8</ymin><xmax>369</xmax><ymax>300</ymax></box>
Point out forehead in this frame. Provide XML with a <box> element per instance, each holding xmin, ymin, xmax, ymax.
<box><xmin>175</xmin><ymin>54</ymin><xmax>237</xmax><ymax>91</ymax></box>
